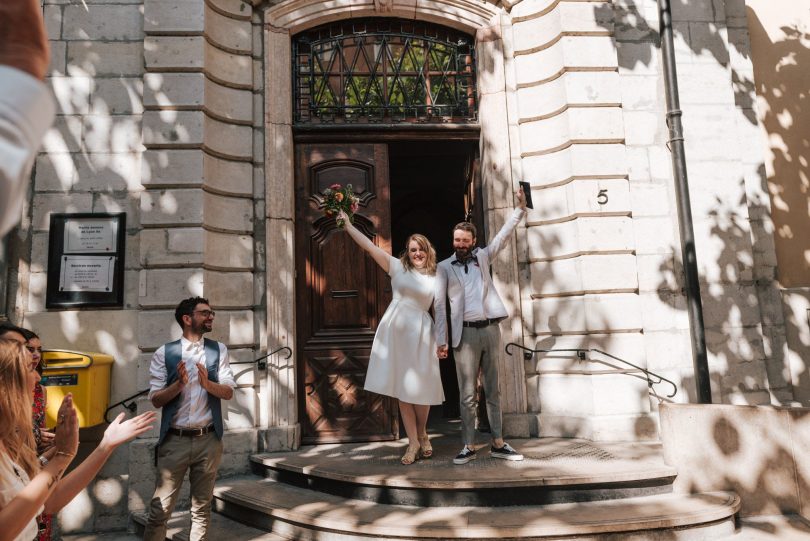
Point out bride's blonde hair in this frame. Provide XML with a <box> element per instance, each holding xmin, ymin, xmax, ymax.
<box><xmin>400</xmin><ymin>234</ymin><xmax>437</xmax><ymax>275</ymax></box>
<box><xmin>0</xmin><ymin>339</ymin><xmax>39</xmax><ymax>478</ymax></box>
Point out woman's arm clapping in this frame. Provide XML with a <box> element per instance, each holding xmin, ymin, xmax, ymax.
<box><xmin>0</xmin><ymin>394</ymin><xmax>79</xmax><ymax>541</ymax></box>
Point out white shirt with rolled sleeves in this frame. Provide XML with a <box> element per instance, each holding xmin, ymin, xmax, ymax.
<box><xmin>148</xmin><ymin>337</ymin><xmax>236</xmax><ymax>429</ymax></box>
<box><xmin>0</xmin><ymin>66</ymin><xmax>55</xmax><ymax>237</ymax></box>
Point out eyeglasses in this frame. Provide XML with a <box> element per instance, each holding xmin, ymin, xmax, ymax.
<box><xmin>193</xmin><ymin>310</ymin><xmax>216</xmax><ymax>318</ymax></box>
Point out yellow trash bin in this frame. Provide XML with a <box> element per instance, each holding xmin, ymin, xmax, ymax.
<box><xmin>41</xmin><ymin>350</ymin><xmax>114</xmax><ymax>429</ymax></box>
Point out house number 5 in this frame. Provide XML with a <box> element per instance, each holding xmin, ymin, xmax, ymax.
<box><xmin>597</xmin><ymin>189</ymin><xmax>609</xmax><ymax>205</ymax></box>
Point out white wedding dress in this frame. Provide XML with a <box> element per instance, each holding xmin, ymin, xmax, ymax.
<box><xmin>364</xmin><ymin>256</ymin><xmax>445</xmax><ymax>405</ymax></box>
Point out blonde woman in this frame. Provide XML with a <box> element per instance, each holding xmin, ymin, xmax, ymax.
<box><xmin>339</xmin><ymin>211</ymin><xmax>445</xmax><ymax>464</ymax></box>
<box><xmin>0</xmin><ymin>339</ymin><xmax>156</xmax><ymax>541</ymax></box>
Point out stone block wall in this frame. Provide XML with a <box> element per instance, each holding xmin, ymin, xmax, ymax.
<box><xmin>133</xmin><ymin>0</ymin><xmax>264</xmax><ymax>503</ymax></box>
<box><xmin>507</xmin><ymin>0</ymin><xmax>659</xmax><ymax>441</ymax></box>
<box><xmin>505</xmin><ymin>0</ymin><xmax>791</xmax><ymax>440</ymax></box>
<box><xmin>608</xmin><ymin>0</ymin><xmax>789</xmax><ymax>406</ymax></box>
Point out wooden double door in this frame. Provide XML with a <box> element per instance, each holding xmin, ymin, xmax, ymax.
<box><xmin>295</xmin><ymin>141</ymin><xmax>478</xmax><ymax>444</ymax></box>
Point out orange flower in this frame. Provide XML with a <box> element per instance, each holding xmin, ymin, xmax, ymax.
<box><xmin>335</xmin><ymin>192</ymin><xmax>344</xmax><ymax>202</ymax></box>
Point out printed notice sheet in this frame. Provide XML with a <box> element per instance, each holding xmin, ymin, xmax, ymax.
<box><xmin>64</xmin><ymin>218</ymin><xmax>117</xmax><ymax>253</ymax></box>
<box><xmin>59</xmin><ymin>256</ymin><xmax>116</xmax><ymax>292</ymax></box>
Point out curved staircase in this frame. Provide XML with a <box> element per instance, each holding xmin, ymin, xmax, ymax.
<box><xmin>203</xmin><ymin>432</ymin><xmax>740</xmax><ymax>540</ymax></box>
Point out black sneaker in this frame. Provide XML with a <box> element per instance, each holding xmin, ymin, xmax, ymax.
<box><xmin>453</xmin><ymin>445</ymin><xmax>477</xmax><ymax>465</ymax></box>
<box><xmin>491</xmin><ymin>443</ymin><xmax>524</xmax><ymax>461</ymax></box>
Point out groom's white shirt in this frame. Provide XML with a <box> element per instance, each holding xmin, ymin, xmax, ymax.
<box><xmin>435</xmin><ymin>207</ymin><xmax>526</xmax><ymax>349</ymax></box>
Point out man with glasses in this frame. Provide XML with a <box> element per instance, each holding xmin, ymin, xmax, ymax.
<box><xmin>143</xmin><ymin>297</ymin><xmax>236</xmax><ymax>541</ymax></box>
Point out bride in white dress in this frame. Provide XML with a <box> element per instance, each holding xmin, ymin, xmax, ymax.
<box><xmin>339</xmin><ymin>211</ymin><xmax>444</xmax><ymax>465</ymax></box>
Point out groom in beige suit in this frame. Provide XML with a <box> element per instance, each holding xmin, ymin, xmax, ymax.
<box><xmin>435</xmin><ymin>188</ymin><xmax>527</xmax><ymax>465</ymax></box>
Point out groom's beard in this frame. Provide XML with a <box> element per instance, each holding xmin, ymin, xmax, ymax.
<box><xmin>454</xmin><ymin>247</ymin><xmax>473</xmax><ymax>261</ymax></box>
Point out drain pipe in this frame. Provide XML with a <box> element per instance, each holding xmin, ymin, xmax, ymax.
<box><xmin>657</xmin><ymin>0</ymin><xmax>712</xmax><ymax>403</ymax></box>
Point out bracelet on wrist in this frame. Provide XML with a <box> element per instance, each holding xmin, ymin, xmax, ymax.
<box><xmin>54</xmin><ymin>451</ymin><xmax>75</xmax><ymax>460</ymax></box>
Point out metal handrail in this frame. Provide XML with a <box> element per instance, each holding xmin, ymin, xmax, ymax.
<box><xmin>230</xmin><ymin>346</ymin><xmax>293</xmax><ymax>370</ymax></box>
<box><xmin>505</xmin><ymin>342</ymin><xmax>678</xmax><ymax>398</ymax></box>
<box><xmin>103</xmin><ymin>346</ymin><xmax>294</xmax><ymax>423</ymax></box>
<box><xmin>104</xmin><ymin>389</ymin><xmax>149</xmax><ymax>424</ymax></box>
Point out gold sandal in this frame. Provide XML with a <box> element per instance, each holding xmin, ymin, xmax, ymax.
<box><xmin>418</xmin><ymin>435</ymin><xmax>433</xmax><ymax>459</ymax></box>
<box><xmin>401</xmin><ymin>444</ymin><xmax>421</xmax><ymax>465</ymax></box>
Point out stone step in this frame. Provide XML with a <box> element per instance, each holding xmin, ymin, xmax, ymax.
<box><xmin>720</xmin><ymin>514</ymin><xmax>810</xmax><ymax>540</ymax></box>
<box><xmin>213</xmin><ymin>476</ymin><xmax>741</xmax><ymax>540</ymax></box>
<box><xmin>131</xmin><ymin>509</ymin><xmax>286</xmax><ymax>541</ymax></box>
<box><xmin>250</xmin><ymin>437</ymin><xmax>677</xmax><ymax>506</ymax></box>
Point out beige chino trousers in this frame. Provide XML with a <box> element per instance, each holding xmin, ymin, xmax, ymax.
<box><xmin>143</xmin><ymin>432</ymin><xmax>223</xmax><ymax>541</ymax></box>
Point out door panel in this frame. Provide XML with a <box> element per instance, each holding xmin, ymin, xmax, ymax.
<box><xmin>295</xmin><ymin>143</ymin><xmax>397</xmax><ymax>444</ymax></box>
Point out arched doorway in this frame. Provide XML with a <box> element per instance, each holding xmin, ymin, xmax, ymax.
<box><xmin>292</xmin><ymin>19</ymin><xmax>481</xmax><ymax>443</ymax></box>
<box><xmin>261</xmin><ymin>0</ymin><xmax>526</xmax><ymax>449</ymax></box>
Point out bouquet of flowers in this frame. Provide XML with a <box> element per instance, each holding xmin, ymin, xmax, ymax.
<box><xmin>323</xmin><ymin>183</ymin><xmax>360</xmax><ymax>228</ymax></box>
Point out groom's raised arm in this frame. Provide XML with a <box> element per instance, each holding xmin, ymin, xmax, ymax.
<box><xmin>482</xmin><ymin>188</ymin><xmax>528</xmax><ymax>259</ymax></box>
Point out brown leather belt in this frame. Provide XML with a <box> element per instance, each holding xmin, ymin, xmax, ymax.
<box><xmin>169</xmin><ymin>425</ymin><xmax>214</xmax><ymax>437</ymax></box>
<box><xmin>462</xmin><ymin>318</ymin><xmax>499</xmax><ymax>328</ymax></box>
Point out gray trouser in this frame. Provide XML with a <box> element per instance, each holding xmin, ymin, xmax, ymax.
<box><xmin>143</xmin><ymin>432</ymin><xmax>224</xmax><ymax>541</ymax></box>
<box><xmin>454</xmin><ymin>324</ymin><xmax>502</xmax><ymax>445</ymax></box>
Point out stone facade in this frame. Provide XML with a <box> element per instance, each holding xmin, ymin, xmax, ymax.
<box><xmin>0</xmin><ymin>0</ymin><xmax>804</xmax><ymax>533</ymax></box>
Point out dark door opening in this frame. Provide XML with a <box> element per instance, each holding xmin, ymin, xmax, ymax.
<box><xmin>388</xmin><ymin>140</ymin><xmax>479</xmax><ymax>422</ymax></box>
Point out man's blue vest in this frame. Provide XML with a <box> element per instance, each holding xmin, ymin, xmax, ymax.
<box><xmin>157</xmin><ymin>338</ymin><xmax>224</xmax><ymax>445</ymax></box>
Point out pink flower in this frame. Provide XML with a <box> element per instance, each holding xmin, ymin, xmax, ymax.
<box><xmin>330</xmin><ymin>183</ymin><xmax>342</xmax><ymax>190</ymax></box>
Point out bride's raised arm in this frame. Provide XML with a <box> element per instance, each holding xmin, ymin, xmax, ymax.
<box><xmin>338</xmin><ymin>210</ymin><xmax>391</xmax><ymax>274</ymax></box>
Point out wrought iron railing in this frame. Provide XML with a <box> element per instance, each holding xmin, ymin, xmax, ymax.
<box><xmin>103</xmin><ymin>346</ymin><xmax>293</xmax><ymax>423</ymax></box>
<box><xmin>505</xmin><ymin>343</ymin><xmax>678</xmax><ymax>399</ymax></box>
<box><xmin>293</xmin><ymin>18</ymin><xmax>477</xmax><ymax>124</ymax></box>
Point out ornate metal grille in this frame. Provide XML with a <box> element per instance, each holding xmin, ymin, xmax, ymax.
<box><xmin>293</xmin><ymin>19</ymin><xmax>477</xmax><ymax>124</ymax></box>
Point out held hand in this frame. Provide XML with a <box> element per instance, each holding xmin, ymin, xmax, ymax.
<box><xmin>437</xmin><ymin>345</ymin><xmax>448</xmax><ymax>359</ymax></box>
<box><xmin>53</xmin><ymin>394</ymin><xmax>79</xmax><ymax>458</ymax></box>
<box><xmin>516</xmin><ymin>186</ymin><xmax>527</xmax><ymax>209</ymax></box>
<box><xmin>100</xmin><ymin>411</ymin><xmax>157</xmax><ymax>452</ymax></box>
<box><xmin>196</xmin><ymin>362</ymin><xmax>210</xmax><ymax>391</ymax></box>
<box><xmin>0</xmin><ymin>0</ymin><xmax>50</xmax><ymax>80</ymax></box>
<box><xmin>176</xmin><ymin>361</ymin><xmax>189</xmax><ymax>389</ymax></box>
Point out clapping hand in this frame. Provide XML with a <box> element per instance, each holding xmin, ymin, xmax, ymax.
<box><xmin>437</xmin><ymin>345</ymin><xmax>448</xmax><ymax>359</ymax></box>
<box><xmin>196</xmin><ymin>362</ymin><xmax>211</xmax><ymax>391</ymax></box>
<box><xmin>39</xmin><ymin>429</ymin><xmax>56</xmax><ymax>452</ymax></box>
<box><xmin>53</xmin><ymin>394</ymin><xmax>79</xmax><ymax>459</ymax></box>
<box><xmin>99</xmin><ymin>411</ymin><xmax>157</xmax><ymax>452</ymax></box>
<box><xmin>176</xmin><ymin>360</ymin><xmax>189</xmax><ymax>389</ymax></box>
